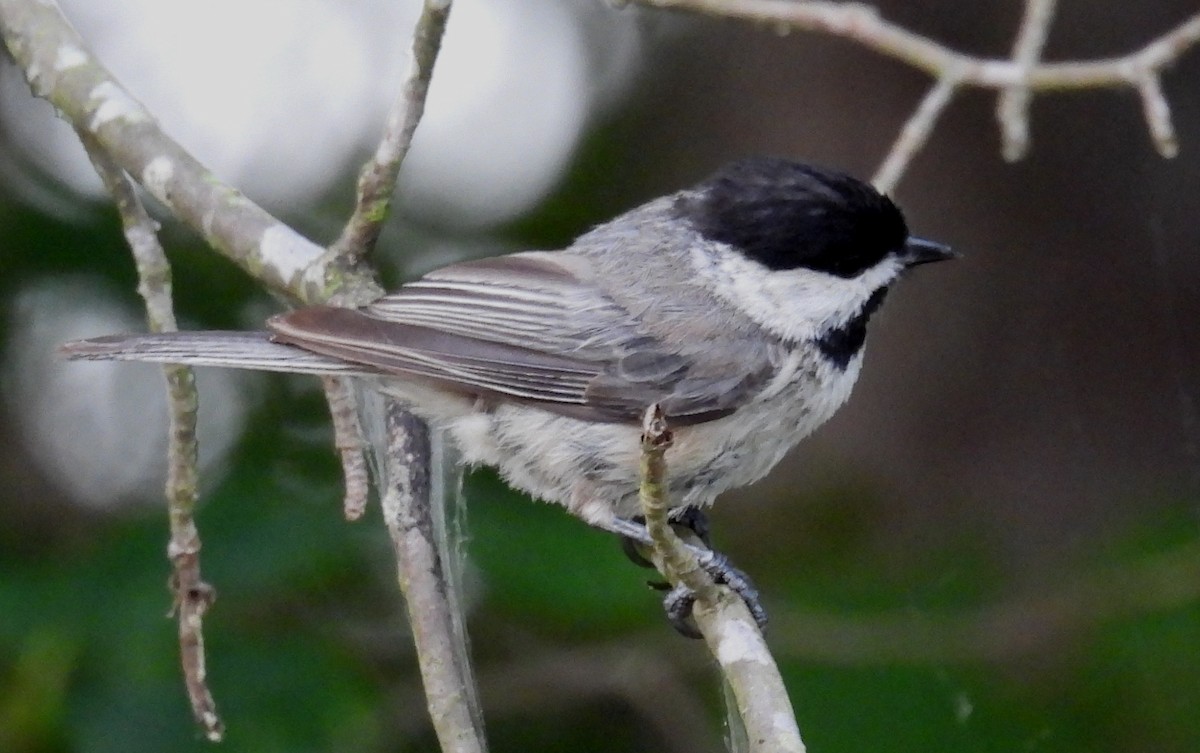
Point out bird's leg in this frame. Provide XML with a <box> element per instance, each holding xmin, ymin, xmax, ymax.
<box><xmin>618</xmin><ymin>518</ymin><xmax>656</xmax><ymax>570</ymax></box>
<box><xmin>687</xmin><ymin>547</ymin><xmax>768</xmax><ymax>631</ymax></box>
<box><xmin>668</xmin><ymin>505</ymin><xmax>713</xmax><ymax>548</ymax></box>
<box><xmin>618</xmin><ymin>506</ymin><xmax>713</xmax><ymax>569</ymax></box>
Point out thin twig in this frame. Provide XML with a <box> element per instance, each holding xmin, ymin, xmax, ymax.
<box><xmin>381</xmin><ymin>402</ymin><xmax>487</xmax><ymax>753</ymax></box>
<box><xmin>1136</xmin><ymin>73</ymin><xmax>1179</xmax><ymax>158</ymax></box>
<box><xmin>638</xmin><ymin>405</ymin><xmax>805</xmax><ymax>753</ymax></box>
<box><xmin>638</xmin><ymin>408</ymin><xmax>715</xmax><ymax>599</ymax></box>
<box><xmin>997</xmin><ymin>0</ymin><xmax>1058</xmax><ymax>160</ymax></box>
<box><xmin>320</xmin><ymin>377</ymin><xmax>370</xmax><ymax>521</ymax></box>
<box><xmin>0</xmin><ymin>0</ymin><xmax>382</xmax><ymax>308</ymax></box>
<box><xmin>328</xmin><ymin>0</ymin><xmax>453</xmax><ymax>260</ymax></box>
<box><xmin>872</xmin><ymin>74</ymin><xmax>960</xmax><ymax>194</ymax></box>
<box><xmin>78</xmin><ymin>134</ymin><xmax>222</xmax><ymax>742</ymax></box>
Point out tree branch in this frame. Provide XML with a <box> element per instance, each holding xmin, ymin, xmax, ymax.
<box><xmin>1135</xmin><ymin>73</ymin><xmax>1179</xmax><ymax>158</ymax></box>
<box><xmin>639</xmin><ymin>0</ymin><xmax>1200</xmax><ymax>88</ymax></box>
<box><xmin>382</xmin><ymin>403</ymin><xmax>487</xmax><ymax>753</ymax></box>
<box><xmin>997</xmin><ymin>0</ymin><xmax>1058</xmax><ymax>161</ymax></box>
<box><xmin>872</xmin><ymin>74</ymin><xmax>961</xmax><ymax>194</ymax></box>
<box><xmin>318</xmin><ymin>0</ymin><xmax>453</xmax><ymax>524</ymax></box>
<box><xmin>328</xmin><ymin>0</ymin><xmax>452</xmax><ymax>261</ymax></box>
<box><xmin>321</xmin><ymin>376</ymin><xmax>371</xmax><ymax>521</ymax></box>
<box><xmin>637</xmin><ymin>0</ymin><xmax>1200</xmax><ymax>186</ymax></box>
<box><xmin>78</xmin><ymin>134</ymin><xmax>222</xmax><ymax>742</ymax></box>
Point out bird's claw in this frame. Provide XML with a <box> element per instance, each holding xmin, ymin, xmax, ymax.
<box><xmin>668</xmin><ymin>506</ymin><xmax>713</xmax><ymax>548</ymax></box>
<box><xmin>609</xmin><ymin>515</ymin><xmax>768</xmax><ymax>638</ymax></box>
<box><xmin>663</xmin><ymin>584</ymin><xmax>703</xmax><ymax>639</ymax></box>
<box><xmin>664</xmin><ymin>550</ymin><xmax>768</xmax><ymax>639</ymax></box>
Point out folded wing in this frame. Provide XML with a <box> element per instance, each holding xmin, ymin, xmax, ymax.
<box><xmin>269</xmin><ymin>252</ymin><xmax>771</xmax><ymax>425</ymax></box>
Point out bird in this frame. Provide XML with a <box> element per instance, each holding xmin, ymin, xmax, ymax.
<box><xmin>64</xmin><ymin>156</ymin><xmax>954</xmax><ymax>628</ymax></box>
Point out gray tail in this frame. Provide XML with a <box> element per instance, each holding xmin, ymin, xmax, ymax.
<box><xmin>61</xmin><ymin>330</ymin><xmax>372</xmax><ymax>376</ymax></box>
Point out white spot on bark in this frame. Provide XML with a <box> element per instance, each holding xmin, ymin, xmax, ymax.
<box><xmin>715</xmin><ymin>618</ymin><xmax>765</xmax><ymax>665</ymax></box>
<box><xmin>259</xmin><ymin>224</ymin><xmax>322</xmax><ymax>281</ymax></box>
<box><xmin>201</xmin><ymin>209</ymin><xmax>217</xmax><ymax>239</ymax></box>
<box><xmin>126</xmin><ymin>223</ymin><xmax>159</xmax><ymax>250</ymax></box>
<box><xmin>87</xmin><ymin>82</ymin><xmax>147</xmax><ymax>130</ymax></box>
<box><xmin>54</xmin><ymin>46</ymin><xmax>87</xmax><ymax>70</ymax></box>
<box><xmin>772</xmin><ymin>712</ymin><xmax>796</xmax><ymax>734</ymax></box>
<box><xmin>141</xmin><ymin>156</ymin><xmax>174</xmax><ymax>199</ymax></box>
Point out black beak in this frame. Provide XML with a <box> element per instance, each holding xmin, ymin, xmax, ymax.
<box><xmin>900</xmin><ymin>237</ymin><xmax>957</xmax><ymax>267</ymax></box>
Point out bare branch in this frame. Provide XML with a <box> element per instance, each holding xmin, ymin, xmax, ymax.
<box><xmin>872</xmin><ymin>74</ymin><xmax>960</xmax><ymax>194</ymax></box>
<box><xmin>997</xmin><ymin>0</ymin><xmax>1058</xmax><ymax>160</ymax></box>
<box><xmin>381</xmin><ymin>403</ymin><xmax>487</xmax><ymax>753</ymax></box>
<box><xmin>320</xmin><ymin>377</ymin><xmax>371</xmax><ymax>521</ymax></box>
<box><xmin>639</xmin><ymin>1</ymin><xmax>1200</xmax><ymax>88</ymax></box>
<box><xmin>1136</xmin><ymin>73</ymin><xmax>1179</xmax><ymax>158</ymax></box>
<box><xmin>78</xmin><ymin>135</ymin><xmax>223</xmax><ymax>742</ymax></box>
<box><xmin>637</xmin><ymin>0</ymin><xmax>1200</xmax><ymax>185</ymax></box>
<box><xmin>0</xmin><ymin>0</ymin><xmax>382</xmax><ymax>307</ymax></box>
<box><xmin>329</xmin><ymin>0</ymin><xmax>453</xmax><ymax>261</ymax></box>
<box><xmin>638</xmin><ymin>406</ymin><xmax>805</xmax><ymax>753</ymax></box>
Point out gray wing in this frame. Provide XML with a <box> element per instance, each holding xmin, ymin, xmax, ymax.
<box><xmin>268</xmin><ymin>251</ymin><xmax>774</xmax><ymax>425</ymax></box>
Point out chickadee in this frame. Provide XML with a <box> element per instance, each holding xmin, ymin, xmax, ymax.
<box><xmin>65</xmin><ymin>157</ymin><xmax>953</xmax><ymax>535</ymax></box>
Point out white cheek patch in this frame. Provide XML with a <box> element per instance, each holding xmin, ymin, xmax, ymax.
<box><xmin>690</xmin><ymin>244</ymin><xmax>901</xmax><ymax>342</ymax></box>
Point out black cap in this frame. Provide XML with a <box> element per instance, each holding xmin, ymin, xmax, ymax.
<box><xmin>678</xmin><ymin>157</ymin><xmax>934</xmax><ymax>278</ymax></box>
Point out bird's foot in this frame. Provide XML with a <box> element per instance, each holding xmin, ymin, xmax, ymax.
<box><xmin>660</xmin><ymin>549</ymin><xmax>768</xmax><ymax>639</ymax></box>
<box><xmin>611</xmin><ymin>515</ymin><xmax>767</xmax><ymax>639</ymax></box>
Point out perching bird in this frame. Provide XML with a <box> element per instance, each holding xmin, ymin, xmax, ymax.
<box><xmin>65</xmin><ymin>156</ymin><xmax>955</xmax><ymax>629</ymax></box>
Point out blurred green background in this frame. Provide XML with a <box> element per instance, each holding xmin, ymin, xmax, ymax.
<box><xmin>3</xmin><ymin>1</ymin><xmax>1200</xmax><ymax>751</ymax></box>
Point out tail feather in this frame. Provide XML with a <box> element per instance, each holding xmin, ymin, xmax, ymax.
<box><xmin>60</xmin><ymin>330</ymin><xmax>376</xmax><ymax>376</ymax></box>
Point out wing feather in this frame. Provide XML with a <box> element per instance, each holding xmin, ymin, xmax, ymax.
<box><xmin>268</xmin><ymin>252</ymin><xmax>772</xmax><ymax>424</ymax></box>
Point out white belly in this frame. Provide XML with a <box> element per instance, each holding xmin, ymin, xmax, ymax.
<box><xmin>417</xmin><ymin>349</ymin><xmax>864</xmax><ymax>522</ymax></box>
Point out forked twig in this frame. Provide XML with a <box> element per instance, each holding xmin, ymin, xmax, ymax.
<box><xmin>317</xmin><ymin>0</ymin><xmax>452</xmax><ymax>537</ymax></box>
<box><xmin>637</xmin><ymin>0</ymin><xmax>1199</xmax><ymax>186</ymax></box>
<box><xmin>997</xmin><ymin>0</ymin><xmax>1059</xmax><ymax>160</ymax></box>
